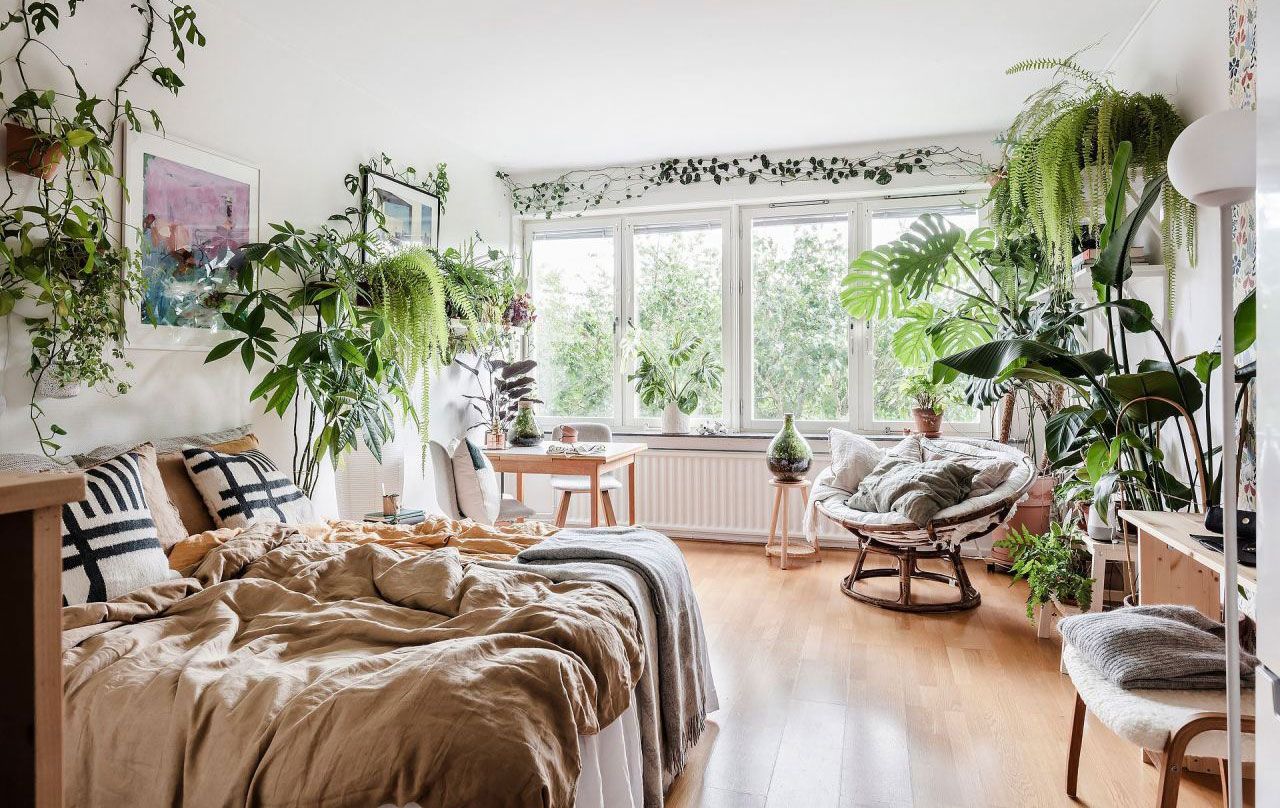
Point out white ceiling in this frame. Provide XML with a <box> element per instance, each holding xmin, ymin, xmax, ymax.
<box><xmin>238</xmin><ymin>0</ymin><xmax>1153</xmax><ymax>171</ymax></box>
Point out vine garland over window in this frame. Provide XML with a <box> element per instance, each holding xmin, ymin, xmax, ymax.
<box><xmin>498</xmin><ymin>146</ymin><xmax>989</xmax><ymax>218</ymax></box>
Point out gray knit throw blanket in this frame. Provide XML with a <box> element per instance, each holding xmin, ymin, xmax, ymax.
<box><xmin>1059</xmin><ymin>604</ymin><xmax>1259</xmax><ymax>690</ymax></box>
<box><xmin>517</xmin><ymin>527</ymin><xmax>716</xmax><ymax>778</ymax></box>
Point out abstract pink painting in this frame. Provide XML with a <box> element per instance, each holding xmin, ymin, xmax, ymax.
<box><xmin>139</xmin><ymin>153</ymin><xmax>250</xmax><ymax>328</ymax></box>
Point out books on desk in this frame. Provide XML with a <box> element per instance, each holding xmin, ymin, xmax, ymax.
<box><xmin>363</xmin><ymin>509</ymin><xmax>426</xmax><ymax>525</ymax></box>
<box><xmin>546</xmin><ymin>442</ymin><xmax>606</xmax><ymax>456</ymax></box>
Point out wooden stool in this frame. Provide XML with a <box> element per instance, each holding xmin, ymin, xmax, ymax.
<box><xmin>765</xmin><ymin>478</ymin><xmax>819</xmax><ymax>570</ymax></box>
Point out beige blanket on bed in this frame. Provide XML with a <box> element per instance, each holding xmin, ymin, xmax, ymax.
<box><xmin>62</xmin><ymin>522</ymin><xmax>643</xmax><ymax>808</ymax></box>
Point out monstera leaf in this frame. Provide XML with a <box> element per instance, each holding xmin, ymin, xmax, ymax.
<box><xmin>884</xmin><ymin>213</ymin><xmax>965</xmax><ymax>297</ymax></box>
<box><xmin>841</xmin><ymin>248</ymin><xmax>904</xmax><ymax>320</ymax></box>
<box><xmin>890</xmin><ymin>303</ymin><xmax>939</xmax><ymax>367</ymax></box>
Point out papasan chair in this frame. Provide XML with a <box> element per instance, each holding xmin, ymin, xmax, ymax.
<box><xmin>806</xmin><ymin>437</ymin><xmax>1036</xmax><ymax>613</ymax></box>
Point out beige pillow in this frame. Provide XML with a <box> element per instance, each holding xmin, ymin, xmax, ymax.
<box><xmin>126</xmin><ymin>444</ymin><xmax>188</xmax><ymax>549</ymax></box>
<box><xmin>450</xmin><ymin>437</ymin><xmax>501</xmax><ymax>524</ymax></box>
<box><xmin>827</xmin><ymin>428</ymin><xmax>883</xmax><ymax>492</ymax></box>
<box><xmin>887</xmin><ymin>434</ymin><xmax>925</xmax><ymax>463</ymax></box>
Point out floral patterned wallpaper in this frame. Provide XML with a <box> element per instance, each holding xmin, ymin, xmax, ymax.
<box><xmin>1230</xmin><ymin>0</ymin><xmax>1257</xmax><ymax>507</ymax></box>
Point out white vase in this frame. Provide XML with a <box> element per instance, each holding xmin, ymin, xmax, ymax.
<box><xmin>1087</xmin><ymin>500</ymin><xmax>1117</xmax><ymax>543</ymax></box>
<box><xmin>661</xmin><ymin>403</ymin><xmax>690</xmax><ymax>434</ymax></box>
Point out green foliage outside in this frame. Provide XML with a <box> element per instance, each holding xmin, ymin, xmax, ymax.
<box><xmin>751</xmin><ymin>221</ymin><xmax>848</xmax><ymax>421</ymax></box>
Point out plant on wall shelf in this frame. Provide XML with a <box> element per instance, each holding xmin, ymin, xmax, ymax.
<box><xmin>996</xmin><ymin>521</ymin><xmax>1094</xmax><ymax>620</ymax></box>
<box><xmin>990</xmin><ymin>54</ymin><xmax>1195</xmax><ymax>289</ymax></box>
<box><xmin>360</xmin><ymin>246</ymin><xmax>473</xmax><ymax>426</ymax></box>
<box><xmin>0</xmin><ymin>1</ymin><xmax>206</xmax><ymax>453</ymax></box>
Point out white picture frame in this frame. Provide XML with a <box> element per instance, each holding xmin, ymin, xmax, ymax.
<box><xmin>123</xmin><ymin>130</ymin><xmax>260</xmax><ymax>350</ymax></box>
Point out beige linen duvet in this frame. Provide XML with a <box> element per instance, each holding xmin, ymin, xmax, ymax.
<box><xmin>61</xmin><ymin>522</ymin><xmax>643</xmax><ymax>808</ymax></box>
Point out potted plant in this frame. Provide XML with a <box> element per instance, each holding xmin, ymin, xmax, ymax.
<box><xmin>456</xmin><ymin>357</ymin><xmax>539</xmax><ymax>449</ymax></box>
<box><xmin>627</xmin><ymin>330</ymin><xmax>723</xmax><ymax>434</ymax></box>
<box><xmin>995</xmin><ymin>521</ymin><xmax>1095</xmax><ymax>621</ymax></box>
<box><xmin>899</xmin><ymin>372</ymin><xmax>956</xmax><ymax>437</ymax></box>
<box><xmin>989</xmin><ymin>54</ymin><xmax>1194</xmax><ymax>274</ymax></box>
<box><xmin>5</xmin><ymin>121</ymin><xmax>64</xmax><ymax>180</ymax></box>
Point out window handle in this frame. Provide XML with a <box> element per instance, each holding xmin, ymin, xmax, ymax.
<box><xmin>627</xmin><ymin>317</ymin><xmax>635</xmax><ymax>330</ymax></box>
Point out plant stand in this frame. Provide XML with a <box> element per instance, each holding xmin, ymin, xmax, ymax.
<box><xmin>765</xmin><ymin>478</ymin><xmax>818</xmax><ymax>570</ymax></box>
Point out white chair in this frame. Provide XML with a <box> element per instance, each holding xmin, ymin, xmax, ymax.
<box><xmin>427</xmin><ymin>440</ymin><xmax>535</xmax><ymax>523</ymax></box>
<box><xmin>1062</xmin><ymin>642</ymin><xmax>1256</xmax><ymax>808</ymax></box>
<box><xmin>550</xmin><ymin>423</ymin><xmax>620</xmax><ymax>527</ymax></box>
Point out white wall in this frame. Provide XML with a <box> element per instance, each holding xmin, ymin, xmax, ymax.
<box><xmin>1108</xmin><ymin>0</ymin><xmax>1226</xmax><ymax>361</ymax></box>
<box><xmin>0</xmin><ymin>0</ymin><xmax>509</xmax><ymax>515</ymax></box>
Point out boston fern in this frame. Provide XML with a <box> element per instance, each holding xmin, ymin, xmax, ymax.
<box><xmin>991</xmin><ymin>55</ymin><xmax>1195</xmax><ymax>286</ymax></box>
<box><xmin>997</xmin><ymin>521</ymin><xmax>1094</xmax><ymax>620</ymax></box>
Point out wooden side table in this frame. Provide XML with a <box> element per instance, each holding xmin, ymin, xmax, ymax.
<box><xmin>765</xmin><ymin>478</ymin><xmax>819</xmax><ymax>570</ymax></box>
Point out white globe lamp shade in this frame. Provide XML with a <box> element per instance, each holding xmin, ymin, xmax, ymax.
<box><xmin>1167</xmin><ymin>108</ymin><xmax>1257</xmax><ymax>208</ymax></box>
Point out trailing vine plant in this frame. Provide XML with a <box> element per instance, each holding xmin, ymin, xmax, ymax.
<box><xmin>499</xmin><ymin>146</ymin><xmax>988</xmax><ymax>218</ymax></box>
<box><xmin>990</xmin><ymin>54</ymin><xmax>1195</xmax><ymax>298</ymax></box>
<box><xmin>0</xmin><ymin>1</ymin><xmax>206</xmax><ymax>454</ymax></box>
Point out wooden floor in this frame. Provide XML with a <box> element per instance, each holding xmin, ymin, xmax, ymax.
<box><xmin>666</xmin><ymin>540</ymin><xmax>1242</xmax><ymax>808</ymax></box>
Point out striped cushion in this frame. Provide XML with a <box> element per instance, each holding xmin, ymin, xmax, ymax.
<box><xmin>61</xmin><ymin>452</ymin><xmax>176</xmax><ymax>606</ymax></box>
<box><xmin>182</xmin><ymin>447</ymin><xmax>313</xmax><ymax>528</ymax></box>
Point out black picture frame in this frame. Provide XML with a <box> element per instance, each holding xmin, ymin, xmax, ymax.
<box><xmin>360</xmin><ymin>167</ymin><xmax>441</xmax><ymax>260</ymax></box>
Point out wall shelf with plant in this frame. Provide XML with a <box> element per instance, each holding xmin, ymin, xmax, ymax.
<box><xmin>0</xmin><ymin>0</ymin><xmax>207</xmax><ymax>454</ymax></box>
<box><xmin>989</xmin><ymin>55</ymin><xmax>1195</xmax><ymax>304</ymax></box>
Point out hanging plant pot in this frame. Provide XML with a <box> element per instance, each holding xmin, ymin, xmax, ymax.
<box><xmin>5</xmin><ymin>123</ymin><xmax>63</xmax><ymax>181</ymax></box>
<box><xmin>910</xmin><ymin>407</ymin><xmax>943</xmax><ymax>438</ymax></box>
<box><xmin>36</xmin><ymin>370</ymin><xmax>81</xmax><ymax>400</ymax></box>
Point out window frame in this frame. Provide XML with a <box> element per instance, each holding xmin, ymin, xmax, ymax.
<box><xmin>621</xmin><ymin>208</ymin><xmax>734</xmax><ymax>430</ymax></box>
<box><xmin>737</xmin><ymin>199</ymin><xmax>862</xmax><ymax>433</ymax></box>
<box><xmin>857</xmin><ymin>194</ymin><xmax>991</xmax><ymax>435</ymax></box>
<box><xmin>517</xmin><ymin>187</ymin><xmax>992</xmax><ymax>436</ymax></box>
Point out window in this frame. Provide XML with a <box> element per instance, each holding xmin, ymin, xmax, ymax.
<box><xmin>631</xmin><ymin>218</ymin><xmax>726</xmax><ymax>418</ymax></box>
<box><xmin>529</xmin><ymin>227</ymin><xmax>617</xmax><ymax>418</ymax></box>
<box><xmin>746</xmin><ymin>211</ymin><xmax>850</xmax><ymax>424</ymax></box>
<box><xmin>866</xmin><ymin>204</ymin><xmax>982</xmax><ymax>427</ymax></box>
<box><xmin>522</xmin><ymin>191</ymin><xmax>987</xmax><ymax>434</ymax></box>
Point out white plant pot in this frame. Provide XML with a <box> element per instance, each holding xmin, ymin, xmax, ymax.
<box><xmin>661</xmin><ymin>403</ymin><xmax>691</xmax><ymax>434</ymax></box>
<box><xmin>1087</xmin><ymin>500</ymin><xmax>1118</xmax><ymax>543</ymax></box>
<box><xmin>36</xmin><ymin>371</ymin><xmax>80</xmax><ymax>399</ymax></box>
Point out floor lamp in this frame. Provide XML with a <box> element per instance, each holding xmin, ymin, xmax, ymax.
<box><xmin>1167</xmin><ymin>107</ymin><xmax>1256</xmax><ymax>808</ymax></box>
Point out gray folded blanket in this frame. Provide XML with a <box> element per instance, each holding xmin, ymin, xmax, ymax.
<box><xmin>847</xmin><ymin>457</ymin><xmax>977</xmax><ymax>526</ymax></box>
<box><xmin>515</xmin><ymin>527</ymin><xmax>718</xmax><ymax>782</ymax></box>
<box><xmin>1059</xmin><ymin>604</ymin><xmax>1259</xmax><ymax>690</ymax></box>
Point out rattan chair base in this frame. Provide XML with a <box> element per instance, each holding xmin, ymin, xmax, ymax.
<box><xmin>840</xmin><ymin>539</ymin><xmax>981</xmax><ymax>613</ymax></box>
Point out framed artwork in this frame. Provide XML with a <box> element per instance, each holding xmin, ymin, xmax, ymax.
<box><xmin>362</xmin><ymin>168</ymin><xmax>441</xmax><ymax>255</ymax></box>
<box><xmin>124</xmin><ymin>130</ymin><xmax>259</xmax><ymax>350</ymax></box>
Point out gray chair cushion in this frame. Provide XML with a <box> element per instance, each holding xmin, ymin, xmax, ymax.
<box><xmin>549</xmin><ymin>474</ymin><xmax>623</xmax><ymax>493</ymax></box>
<box><xmin>499</xmin><ymin>496</ymin><xmax>536</xmax><ymax>520</ymax></box>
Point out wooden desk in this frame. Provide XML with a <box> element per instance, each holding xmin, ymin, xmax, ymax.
<box><xmin>0</xmin><ymin>472</ymin><xmax>85</xmax><ymax>808</ymax></box>
<box><xmin>485</xmin><ymin>442</ymin><xmax>647</xmax><ymax>527</ymax></box>
<box><xmin>1119</xmin><ymin>510</ymin><xmax>1257</xmax><ymax>620</ymax></box>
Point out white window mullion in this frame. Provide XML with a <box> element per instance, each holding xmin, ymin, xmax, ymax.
<box><xmin>614</xmin><ymin>221</ymin><xmax>630</xmax><ymax>429</ymax></box>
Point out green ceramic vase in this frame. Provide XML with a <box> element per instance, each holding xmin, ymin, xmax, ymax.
<box><xmin>767</xmin><ymin>413</ymin><xmax>812</xmax><ymax>481</ymax></box>
<box><xmin>510</xmin><ymin>400</ymin><xmax>542</xmax><ymax>447</ymax></box>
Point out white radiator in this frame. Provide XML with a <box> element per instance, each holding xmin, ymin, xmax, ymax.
<box><xmin>505</xmin><ymin>449</ymin><xmax>857</xmax><ymax>547</ymax></box>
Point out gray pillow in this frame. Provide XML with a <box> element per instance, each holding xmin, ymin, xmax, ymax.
<box><xmin>848</xmin><ymin>457</ymin><xmax>979</xmax><ymax>526</ymax></box>
<box><xmin>827</xmin><ymin>428</ymin><xmax>883</xmax><ymax>492</ymax></box>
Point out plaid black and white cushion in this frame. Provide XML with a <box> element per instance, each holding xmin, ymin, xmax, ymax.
<box><xmin>61</xmin><ymin>451</ymin><xmax>176</xmax><ymax>606</ymax></box>
<box><xmin>182</xmin><ymin>447</ymin><xmax>313</xmax><ymax>528</ymax></box>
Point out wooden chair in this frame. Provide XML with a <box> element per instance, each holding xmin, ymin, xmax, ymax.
<box><xmin>550</xmin><ymin>423</ymin><xmax>620</xmax><ymax>527</ymax></box>
<box><xmin>1062</xmin><ymin>643</ymin><xmax>1255</xmax><ymax>808</ymax></box>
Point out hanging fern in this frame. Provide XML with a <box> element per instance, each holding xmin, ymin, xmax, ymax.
<box><xmin>992</xmin><ymin>55</ymin><xmax>1196</xmax><ymax>307</ymax></box>
<box><xmin>361</xmin><ymin>248</ymin><xmax>467</xmax><ymax>439</ymax></box>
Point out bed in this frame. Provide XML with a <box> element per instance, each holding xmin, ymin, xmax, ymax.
<box><xmin>38</xmin><ymin>431</ymin><xmax>716</xmax><ymax>808</ymax></box>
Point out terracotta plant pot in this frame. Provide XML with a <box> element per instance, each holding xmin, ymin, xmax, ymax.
<box><xmin>990</xmin><ymin>474</ymin><xmax>1055</xmax><ymax>568</ymax></box>
<box><xmin>910</xmin><ymin>407</ymin><xmax>942</xmax><ymax>438</ymax></box>
<box><xmin>5</xmin><ymin>122</ymin><xmax>63</xmax><ymax>181</ymax></box>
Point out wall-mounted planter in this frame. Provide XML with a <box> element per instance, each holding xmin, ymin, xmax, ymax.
<box><xmin>5</xmin><ymin>123</ymin><xmax>63</xmax><ymax>181</ymax></box>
